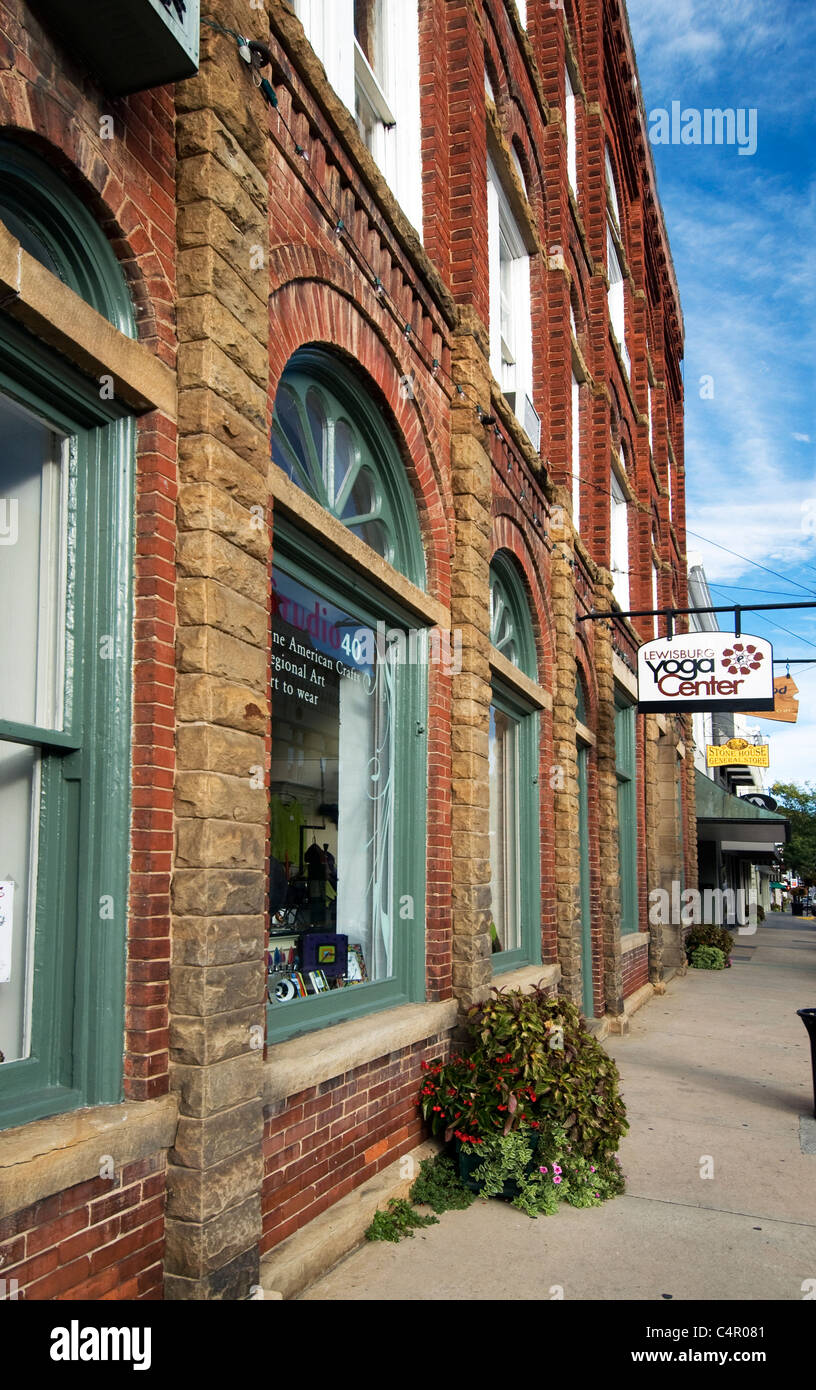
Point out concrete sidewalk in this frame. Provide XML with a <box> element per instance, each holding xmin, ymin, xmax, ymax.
<box><xmin>299</xmin><ymin>915</ymin><xmax>816</xmax><ymax>1300</ymax></box>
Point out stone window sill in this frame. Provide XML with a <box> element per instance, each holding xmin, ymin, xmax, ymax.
<box><xmin>621</xmin><ymin>931</ymin><xmax>650</xmax><ymax>956</ymax></box>
<box><xmin>0</xmin><ymin>1094</ymin><xmax>179</xmax><ymax>1219</ymax></box>
<box><xmin>263</xmin><ymin>998</ymin><xmax>459</xmax><ymax>1106</ymax></box>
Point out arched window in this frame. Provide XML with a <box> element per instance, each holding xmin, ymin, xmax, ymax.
<box><xmin>271</xmin><ymin>349</ymin><xmax>424</xmax><ymax>586</ymax></box>
<box><xmin>0</xmin><ymin>139</ymin><xmax>136</xmax><ymax>337</ymax></box>
<box><xmin>488</xmin><ymin>553</ymin><xmax>540</xmax><ymax>968</ymax></box>
<box><xmin>268</xmin><ymin>353</ymin><xmax>427</xmax><ymax>1038</ymax></box>
<box><xmin>0</xmin><ymin>144</ymin><xmax>135</xmax><ymax>1127</ymax></box>
<box><xmin>489</xmin><ymin>551</ymin><xmax>537</xmax><ymax>678</ymax></box>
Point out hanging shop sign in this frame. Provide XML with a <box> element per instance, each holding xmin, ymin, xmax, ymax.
<box><xmin>744</xmin><ymin>675</ymin><xmax>799</xmax><ymax>724</ymax></box>
<box><xmin>741</xmin><ymin>792</ymin><xmax>779</xmax><ymax>812</ymax></box>
<box><xmin>637</xmin><ymin>633</ymin><xmax>774</xmax><ymax>713</ymax></box>
<box><xmin>706</xmin><ymin>738</ymin><xmax>770</xmax><ymax>768</ymax></box>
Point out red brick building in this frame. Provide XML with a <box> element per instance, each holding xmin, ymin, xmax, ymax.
<box><xmin>0</xmin><ymin>0</ymin><xmax>693</xmax><ymax>1301</ymax></box>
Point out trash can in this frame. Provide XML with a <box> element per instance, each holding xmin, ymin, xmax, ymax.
<box><xmin>797</xmin><ymin>1008</ymin><xmax>816</xmax><ymax>1119</ymax></box>
<box><xmin>792</xmin><ymin>898</ymin><xmax>804</xmax><ymax>916</ymax></box>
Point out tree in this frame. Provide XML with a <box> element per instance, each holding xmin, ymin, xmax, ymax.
<box><xmin>770</xmin><ymin>782</ymin><xmax>816</xmax><ymax>884</ymax></box>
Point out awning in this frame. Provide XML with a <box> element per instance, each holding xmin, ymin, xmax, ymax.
<box><xmin>695</xmin><ymin>769</ymin><xmax>790</xmax><ymax>857</ymax></box>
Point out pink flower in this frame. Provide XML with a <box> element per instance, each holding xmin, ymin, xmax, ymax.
<box><xmin>590</xmin><ymin>1166</ymin><xmax>596</xmax><ymax>1173</ymax></box>
<box><xmin>594</xmin><ymin>1192</ymin><xmax>600</xmax><ymax>1198</ymax></box>
<box><xmin>553</xmin><ymin>1164</ymin><xmax>562</xmax><ymax>1175</ymax></box>
<box><xmin>539</xmin><ymin>1166</ymin><xmax>548</xmax><ymax>1174</ymax></box>
<box><xmin>553</xmin><ymin>1175</ymin><xmax>562</xmax><ymax>1184</ymax></box>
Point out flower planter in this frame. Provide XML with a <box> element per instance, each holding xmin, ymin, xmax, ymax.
<box><xmin>455</xmin><ymin>1138</ymin><xmax>540</xmax><ymax>1199</ymax></box>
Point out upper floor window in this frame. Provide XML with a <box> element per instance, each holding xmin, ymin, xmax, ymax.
<box><xmin>607</xmin><ymin>224</ymin><xmax>630</xmax><ymax>377</ymax></box>
<box><xmin>604</xmin><ymin>144</ymin><xmax>621</xmax><ymax>233</ymax></box>
<box><xmin>487</xmin><ymin>157</ymin><xmax>538</xmax><ymax>448</ymax></box>
<box><xmin>571</xmin><ymin>371</ymin><xmax>582</xmax><ymax>530</ymax></box>
<box><xmin>610</xmin><ymin>468</ymin><xmax>630</xmax><ymax>609</ymax></box>
<box><xmin>294</xmin><ymin>0</ymin><xmax>423</xmax><ymax>234</ymax></box>
<box><xmin>647</xmin><ymin>376</ymin><xmax>654</xmax><ymax>454</ymax></box>
<box><xmin>565</xmin><ymin>65</ymin><xmax>578</xmax><ymax>197</ymax></box>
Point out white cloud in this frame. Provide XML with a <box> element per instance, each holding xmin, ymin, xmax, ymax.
<box><xmin>793</xmin><ymin>433</ymin><xmax>812</xmax><ymax>443</ymax></box>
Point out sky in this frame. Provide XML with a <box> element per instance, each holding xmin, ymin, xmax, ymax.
<box><xmin>625</xmin><ymin>0</ymin><xmax>816</xmax><ymax>790</ymax></box>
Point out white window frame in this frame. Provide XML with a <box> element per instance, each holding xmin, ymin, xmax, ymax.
<box><xmin>565</xmin><ymin>65</ymin><xmax>578</xmax><ymax>197</ymax></box>
<box><xmin>607</xmin><ymin>222</ymin><xmax>630</xmax><ymax>377</ymax></box>
<box><xmin>294</xmin><ymin>0</ymin><xmax>423</xmax><ymax>235</ymax></box>
<box><xmin>652</xmin><ymin>559</ymin><xmax>660</xmax><ymax>637</ymax></box>
<box><xmin>647</xmin><ymin>377</ymin><xmax>654</xmax><ymax>455</ymax></box>
<box><xmin>605</xmin><ymin>144</ymin><xmax>620</xmax><ymax>233</ymax></box>
<box><xmin>487</xmin><ymin>155</ymin><xmax>533</xmax><ymax>432</ymax></box>
<box><xmin>571</xmin><ymin>370</ymin><xmax>581</xmax><ymax>530</ymax></box>
<box><xmin>610</xmin><ymin>468</ymin><xmax>630</xmax><ymax>610</ymax></box>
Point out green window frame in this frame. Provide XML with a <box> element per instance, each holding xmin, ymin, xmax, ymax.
<box><xmin>0</xmin><ymin>143</ymin><xmax>135</xmax><ymax>1129</ymax></box>
<box><xmin>267</xmin><ymin>524</ymin><xmax>427</xmax><ymax>1042</ymax></box>
<box><xmin>488</xmin><ymin>553</ymin><xmax>540</xmax><ymax>969</ymax></box>
<box><xmin>614</xmin><ymin>696</ymin><xmax>639</xmax><ymax>935</ymax></box>
<box><xmin>268</xmin><ymin>350</ymin><xmax>427</xmax><ymax>1041</ymax></box>
<box><xmin>0</xmin><ymin>319</ymin><xmax>134</xmax><ymax>1130</ymax></box>
<box><xmin>0</xmin><ymin>138</ymin><xmax>136</xmax><ymax>337</ymax></box>
<box><xmin>577</xmin><ymin>740</ymin><xmax>594</xmax><ymax>1016</ymax></box>
<box><xmin>271</xmin><ymin>348</ymin><xmax>425</xmax><ymax>587</ymax></box>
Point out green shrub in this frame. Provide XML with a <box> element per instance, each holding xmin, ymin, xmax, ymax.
<box><xmin>409</xmin><ymin>1154</ymin><xmax>475</xmax><ymax>1213</ymax></box>
<box><xmin>690</xmin><ymin>944</ymin><xmax>726</xmax><ymax>970</ymax></box>
<box><xmin>364</xmin><ymin>1198</ymin><xmax>438</xmax><ymax>1243</ymax></box>
<box><xmin>419</xmin><ymin>988</ymin><xmax>627</xmax><ymax>1160</ymax></box>
<box><xmin>457</xmin><ymin>1122</ymin><xmax>626</xmax><ymax>1219</ymax></box>
<box><xmin>685</xmin><ymin>923</ymin><xmax>733</xmax><ymax>960</ymax></box>
<box><xmin>756</xmin><ymin>905</ymin><xmax>766</xmax><ymax>922</ymax></box>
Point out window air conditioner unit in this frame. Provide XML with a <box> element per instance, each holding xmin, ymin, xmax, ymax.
<box><xmin>504</xmin><ymin>391</ymin><xmax>542</xmax><ymax>454</ymax></box>
<box><xmin>33</xmin><ymin>0</ymin><xmax>200</xmax><ymax>96</ymax></box>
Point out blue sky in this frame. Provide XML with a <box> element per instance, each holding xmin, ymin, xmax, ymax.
<box><xmin>626</xmin><ymin>0</ymin><xmax>816</xmax><ymax>787</ymax></box>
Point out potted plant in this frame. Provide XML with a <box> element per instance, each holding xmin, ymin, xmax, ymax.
<box><xmin>418</xmin><ymin>987</ymin><xmax>627</xmax><ymax>1217</ymax></box>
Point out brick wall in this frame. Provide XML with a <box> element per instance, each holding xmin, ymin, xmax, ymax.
<box><xmin>0</xmin><ymin>1157</ymin><xmax>166</xmax><ymax>1301</ymax></box>
<box><xmin>261</xmin><ymin>1031</ymin><xmax>454</xmax><ymax>1253</ymax></box>
<box><xmin>622</xmin><ymin>943</ymin><xmax>649</xmax><ymax>998</ymax></box>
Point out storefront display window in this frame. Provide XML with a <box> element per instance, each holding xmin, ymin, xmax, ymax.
<box><xmin>269</xmin><ymin>563</ymin><xmax>397</xmax><ymax>1001</ymax></box>
<box><xmin>268</xmin><ymin>351</ymin><xmax>427</xmax><ymax>1037</ymax></box>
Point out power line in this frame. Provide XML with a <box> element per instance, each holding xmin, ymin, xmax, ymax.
<box><xmin>686</xmin><ymin>530</ymin><xmax>816</xmax><ymax>598</ymax></box>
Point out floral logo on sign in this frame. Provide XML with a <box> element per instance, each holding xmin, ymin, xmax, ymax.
<box><xmin>720</xmin><ymin>643</ymin><xmax>764</xmax><ymax>676</ymax></box>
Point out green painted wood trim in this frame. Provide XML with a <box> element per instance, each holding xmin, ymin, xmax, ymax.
<box><xmin>577</xmin><ymin>743</ymin><xmax>594</xmax><ymax>1015</ymax></box>
<box><xmin>0</xmin><ymin>138</ymin><xmax>136</xmax><ymax>338</ymax></box>
<box><xmin>490</xmin><ymin>680</ymin><xmax>541</xmax><ymax>970</ymax></box>
<box><xmin>0</xmin><ymin>322</ymin><xmax>133</xmax><ymax>1129</ymax></box>
<box><xmin>271</xmin><ymin>348</ymin><xmax>426</xmax><ymax>589</ymax></box>
<box><xmin>267</xmin><ymin>520</ymin><xmax>427</xmax><ymax>1043</ymax></box>
<box><xmin>489</xmin><ymin>551</ymin><xmax>537</xmax><ymax>680</ymax></box>
<box><xmin>614</xmin><ymin>699</ymin><xmax>638</xmax><ymax>934</ymax></box>
<box><xmin>0</xmin><ymin>720</ymin><xmax>81</xmax><ymax>751</ymax></box>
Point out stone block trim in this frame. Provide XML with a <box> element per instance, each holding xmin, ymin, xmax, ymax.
<box><xmin>168</xmin><ymin>0</ymin><xmax>271</xmax><ymax>1301</ymax></box>
<box><xmin>0</xmin><ymin>1155</ymin><xmax>166</xmax><ymax>1301</ymax></box>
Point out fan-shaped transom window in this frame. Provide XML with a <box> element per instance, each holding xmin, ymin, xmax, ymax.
<box><xmin>489</xmin><ymin>552</ymin><xmax>537</xmax><ymax>680</ymax></box>
<box><xmin>271</xmin><ymin>351</ymin><xmax>425</xmax><ymax>587</ymax></box>
<box><xmin>0</xmin><ymin>139</ymin><xmax>136</xmax><ymax>338</ymax></box>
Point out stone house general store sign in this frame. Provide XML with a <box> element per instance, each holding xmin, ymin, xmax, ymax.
<box><xmin>637</xmin><ymin>633</ymin><xmax>774</xmax><ymax>713</ymax></box>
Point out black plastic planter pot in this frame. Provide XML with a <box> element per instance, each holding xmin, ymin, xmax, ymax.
<box><xmin>796</xmin><ymin>1008</ymin><xmax>816</xmax><ymax>1118</ymax></box>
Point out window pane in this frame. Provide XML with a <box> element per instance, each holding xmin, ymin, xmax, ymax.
<box><xmin>269</xmin><ymin>567</ymin><xmax>397</xmax><ymax>1009</ymax></box>
<box><xmin>489</xmin><ymin>706</ymin><xmax>520</xmax><ymax>953</ymax></box>
<box><xmin>0</xmin><ymin>395</ymin><xmax>67</xmax><ymax>729</ymax></box>
<box><xmin>0</xmin><ymin>742</ymin><xmax>40</xmax><ymax>1062</ymax></box>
